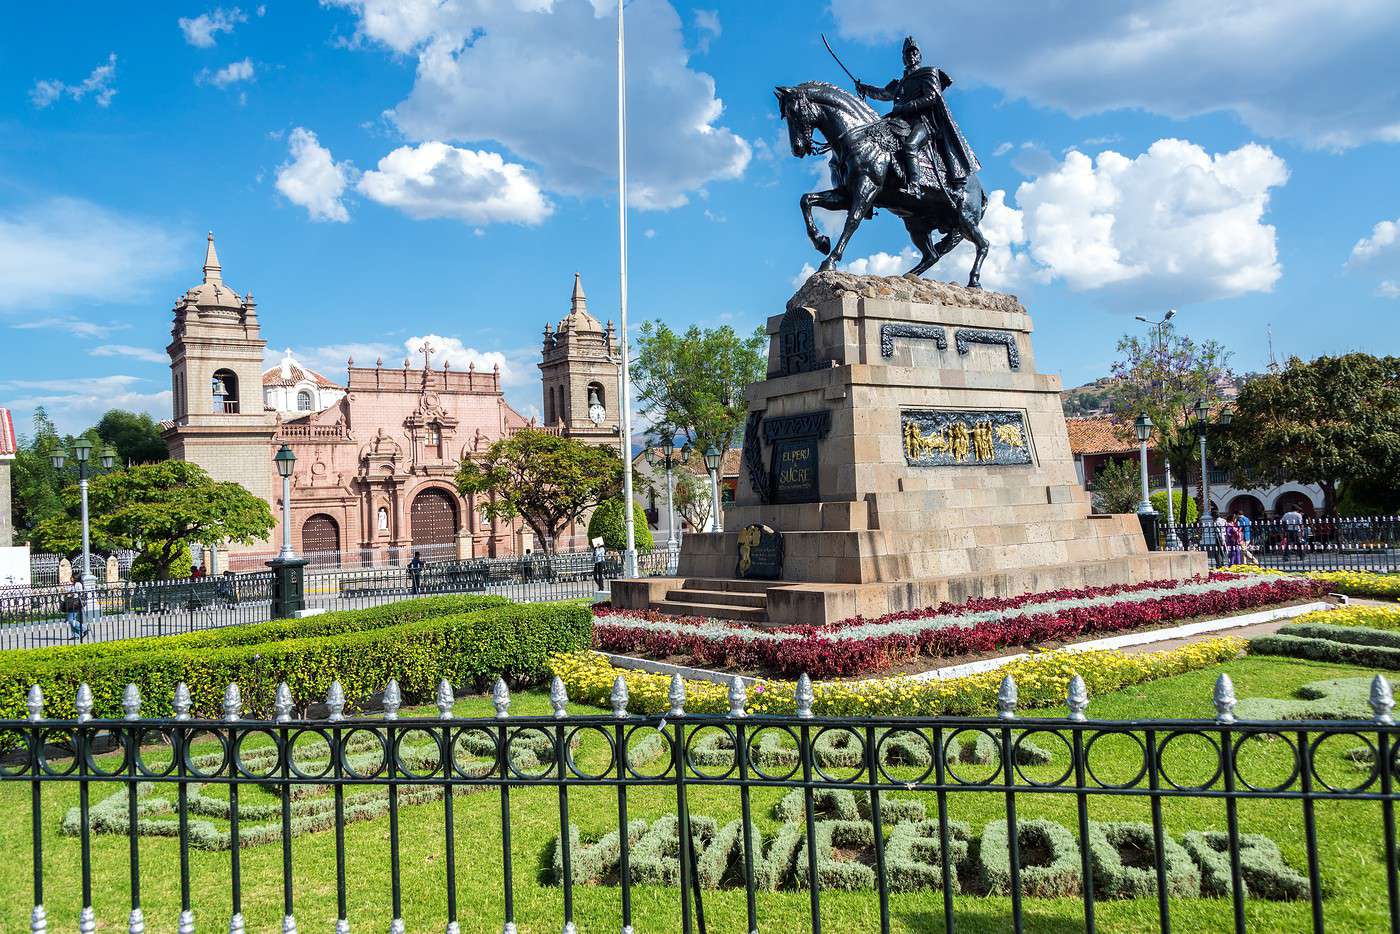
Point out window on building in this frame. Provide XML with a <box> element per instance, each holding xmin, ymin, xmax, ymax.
<box><xmin>296</xmin><ymin>390</ymin><xmax>313</xmax><ymax>412</ymax></box>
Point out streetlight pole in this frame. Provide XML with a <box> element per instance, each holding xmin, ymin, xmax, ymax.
<box><xmin>615</xmin><ymin>0</ymin><xmax>639</xmax><ymax>580</ymax></box>
<box><xmin>1194</xmin><ymin>399</ymin><xmax>1233</xmax><ymax>559</ymax></box>
<box><xmin>1134</xmin><ymin>413</ymin><xmax>1159</xmax><ymax>550</ymax></box>
<box><xmin>704</xmin><ymin>446</ymin><xmax>723</xmax><ymax>533</ymax></box>
<box><xmin>1135</xmin><ymin>309</ymin><xmax>1179</xmax><ymax>547</ymax></box>
<box><xmin>52</xmin><ymin>441</ymin><xmax>116</xmax><ymax>627</ymax></box>
<box><xmin>644</xmin><ymin>439</ymin><xmax>690</xmax><ymax>554</ymax></box>
<box><xmin>269</xmin><ymin>444</ymin><xmax>307</xmax><ymax>620</ymax></box>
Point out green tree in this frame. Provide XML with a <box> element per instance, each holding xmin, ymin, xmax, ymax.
<box><xmin>1216</xmin><ymin>354</ymin><xmax>1400</xmax><ymax>514</ymax></box>
<box><xmin>632</xmin><ymin>321</ymin><xmax>767</xmax><ymax>452</ymax></box>
<box><xmin>1151</xmin><ymin>489</ymin><xmax>1199</xmax><ymax>524</ymax></box>
<box><xmin>673</xmin><ymin>469</ymin><xmax>714</xmax><ymax>532</ymax></box>
<box><xmin>587</xmin><ymin>500</ymin><xmax>654</xmax><ymax>550</ymax></box>
<box><xmin>33</xmin><ymin>460</ymin><xmax>274</xmax><ymax>580</ymax></box>
<box><xmin>456</xmin><ymin>430</ymin><xmax>625</xmax><ymax>555</ymax></box>
<box><xmin>1107</xmin><ymin>322</ymin><xmax>1232</xmax><ymax>517</ymax></box>
<box><xmin>9</xmin><ymin>408</ymin><xmax>109</xmax><ymax>546</ymax></box>
<box><xmin>1090</xmin><ymin>458</ymin><xmax>1142</xmax><ymax>514</ymax></box>
<box><xmin>95</xmin><ymin>409</ymin><xmax>168</xmax><ymax>465</ymax></box>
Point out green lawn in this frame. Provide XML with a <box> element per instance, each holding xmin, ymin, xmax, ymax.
<box><xmin>2</xmin><ymin>654</ymin><xmax>1395</xmax><ymax>933</ymax></box>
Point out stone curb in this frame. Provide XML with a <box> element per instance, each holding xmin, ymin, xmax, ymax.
<box><xmin>603</xmin><ymin>600</ymin><xmax>1333</xmax><ymax>687</ymax></box>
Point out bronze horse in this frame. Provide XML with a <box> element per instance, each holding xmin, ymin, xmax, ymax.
<box><xmin>776</xmin><ymin>81</ymin><xmax>990</xmax><ymax>288</ymax></box>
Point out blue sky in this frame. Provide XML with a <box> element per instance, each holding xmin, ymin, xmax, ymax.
<box><xmin>2</xmin><ymin>1</ymin><xmax>1398</xmax><ymax>435</ymax></box>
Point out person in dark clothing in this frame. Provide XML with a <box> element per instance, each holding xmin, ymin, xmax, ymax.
<box><xmin>408</xmin><ymin>551</ymin><xmax>425</xmax><ymax>594</ymax></box>
<box><xmin>592</xmin><ymin>538</ymin><xmax>608</xmax><ymax>592</ymax></box>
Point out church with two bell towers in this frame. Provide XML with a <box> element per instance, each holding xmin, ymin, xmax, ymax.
<box><xmin>161</xmin><ymin>234</ymin><xmax>622</xmax><ymax>567</ymax></box>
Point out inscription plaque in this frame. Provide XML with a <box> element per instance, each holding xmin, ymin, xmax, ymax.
<box><xmin>736</xmin><ymin>524</ymin><xmax>783</xmax><ymax>579</ymax></box>
<box><xmin>902</xmin><ymin>409</ymin><xmax>1033</xmax><ymax>467</ymax></box>
<box><xmin>771</xmin><ymin>439</ymin><xmax>819</xmax><ymax>504</ymax></box>
<box><xmin>776</xmin><ymin>305</ymin><xmax>818</xmax><ymax>376</ymax></box>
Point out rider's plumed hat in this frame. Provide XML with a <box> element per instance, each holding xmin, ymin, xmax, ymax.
<box><xmin>902</xmin><ymin>35</ymin><xmax>920</xmax><ymax>56</ymax></box>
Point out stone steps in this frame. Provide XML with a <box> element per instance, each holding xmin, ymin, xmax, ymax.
<box><xmin>665</xmin><ymin>588</ymin><xmax>768</xmax><ymax>608</ymax></box>
<box><xmin>653</xmin><ymin>598</ymin><xmax>768</xmax><ymax>623</ymax></box>
<box><xmin>680</xmin><ymin>578</ymin><xmax>774</xmax><ymax>594</ymax></box>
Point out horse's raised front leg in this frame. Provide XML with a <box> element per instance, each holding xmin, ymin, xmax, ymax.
<box><xmin>800</xmin><ymin>188</ymin><xmax>848</xmax><ymax>256</ymax></box>
<box><xmin>819</xmin><ymin>177</ymin><xmax>879</xmax><ymax>272</ymax></box>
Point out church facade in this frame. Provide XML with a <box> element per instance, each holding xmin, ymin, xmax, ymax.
<box><xmin>161</xmin><ymin>235</ymin><xmax>622</xmax><ymax>567</ymax></box>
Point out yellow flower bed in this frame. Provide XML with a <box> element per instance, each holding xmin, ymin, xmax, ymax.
<box><xmin>1290</xmin><ymin>604</ymin><xmax>1400</xmax><ymax>631</ymax></box>
<box><xmin>1221</xmin><ymin>565</ymin><xmax>1399</xmax><ymax>600</ymax></box>
<box><xmin>548</xmin><ymin>637</ymin><xmax>1245</xmax><ymax>718</ymax></box>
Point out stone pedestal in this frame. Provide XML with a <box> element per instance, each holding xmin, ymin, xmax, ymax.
<box><xmin>613</xmin><ymin>272</ymin><xmax>1204</xmax><ymax>626</ymax></box>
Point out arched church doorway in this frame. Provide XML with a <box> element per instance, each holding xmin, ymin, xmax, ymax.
<box><xmin>411</xmin><ymin>488</ymin><xmax>459</xmax><ymax>547</ymax></box>
<box><xmin>302</xmin><ymin>514</ymin><xmax>340</xmax><ymax>554</ymax></box>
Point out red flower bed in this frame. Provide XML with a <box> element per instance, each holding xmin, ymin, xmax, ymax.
<box><xmin>593</xmin><ymin>575</ymin><xmax>1319</xmax><ymax>678</ymax></box>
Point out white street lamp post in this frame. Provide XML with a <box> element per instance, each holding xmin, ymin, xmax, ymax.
<box><xmin>1194</xmin><ymin>399</ymin><xmax>1233</xmax><ymax>558</ymax></box>
<box><xmin>1163</xmin><ymin>459</ymin><xmax>1180</xmax><ymax>549</ymax></box>
<box><xmin>275</xmin><ymin>444</ymin><xmax>297</xmax><ymax>560</ymax></box>
<box><xmin>704</xmin><ymin>446</ymin><xmax>723</xmax><ymax>533</ymax></box>
<box><xmin>1134</xmin><ymin>413</ymin><xmax>1154</xmax><ymax>515</ymax></box>
<box><xmin>52</xmin><ymin>441</ymin><xmax>116</xmax><ymax>627</ymax></box>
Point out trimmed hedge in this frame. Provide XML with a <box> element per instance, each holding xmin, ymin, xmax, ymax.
<box><xmin>0</xmin><ymin>599</ymin><xmax>590</xmax><ymax>721</ymax></box>
<box><xmin>1088</xmin><ymin>821</ymin><xmax>1199</xmax><ymax>899</ymax></box>
<box><xmin>1286</xmin><ymin>622</ymin><xmax>1400</xmax><ymax>650</ymax></box>
<box><xmin>1181</xmin><ymin>830</ymin><xmax>1311</xmax><ymax>900</ymax></box>
<box><xmin>1233</xmin><ymin>676</ymin><xmax>1383</xmax><ymax>721</ymax></box>
<box><xmin>886</xmin><ymin>820</ymin><xmax>972</xmax><ymax>893</ymax></box>
<box><xmin>1249</xmin><ymin>633</ymin><xmax>1400</xmax><ymax>671</ymax></box>
<box><xmin>978</xmin><ymin>819</ymin><xmax>1083</xmax><ymax>897</ymax></box>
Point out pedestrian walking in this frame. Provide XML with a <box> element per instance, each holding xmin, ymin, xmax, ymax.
<box><xmin>1225</xmin><ymin>512</ymin><xmax>1244</xmax><ymax>566</ymax></box>
<box><xmin>1282</xmin><ymin>507</ymin><xmax>1305</xmax><ymax>561</ymax></box>
<box><xmin>62</xmin><ymin>580</ymin><xmax>86</xmax><ymax>641</ymax></box>
<box><xmin>408</xmin><ymin>551</ymin><xmax>425</xmax><ymax>595</ymax></box>
<box><xmin>592</xmin><ymin>537</ymin><xmax>608</xmax><ymax>593</ymax></box>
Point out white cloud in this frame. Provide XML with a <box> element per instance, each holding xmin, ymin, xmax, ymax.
<box><xmin>90</xmin><ymin>345</ymin><xmax>168</xmax><ymax>365</ymax></box>
<box><xmin>326</xmin><ymin>0</ymin><xmax>750</xmax><ymax>209</ymax></box>
<box><xmin>1014</xmin><ymin>140</ymin><xmax>1287</xmax><ymax>306</ymax></box>
<box><xmin>198</xmin><ymin>58</ymin><xmax>255</xmax><ymax>88</ymax></box>
<box><xmin>0</xmin><ymin>376</ymin><xmax>170</xmax><ymax>435</ymax></box>
<box><xmin>357</xmin><ymin>142</ymin><xmax>553</xmax><ymax>225</ymax></box>
<box><xmin>832</xmin><ymin>1</ymin><xmax>1400</xmax><ymax>151</ymax></box>
<box><xmin>30</xmin><ymin>54</ymin><xmax>118</xmax><ymax>109</ymax></box>
<box><xmin>0</xmin><ymin>198</ymin><xmax>180</xmax><ymax>312</ymax></box>
<box><xmin>179</xmin><ymin>7</ymin><xmax>247</xmax><ymax>47</ymax></box>
<box><xmin>794</xmin><ymin>139</ymin><xmax>1286</xmax><ymax>308</ymax></box>
<box><xmin>1347</xmin><ymin>217</ymin><xmax>1400</xmax><ymax>298</ymax></box>
<box><xmin>11</xmin><ymin>317</ymin><xmax>131</xmax><ymax>340</ymax></box>
<box><xmin>274</xmin><ymin>127</ymin><xmax>355</xmax><ymax>223</ymax></box>
<box><xmin>694</xmin><ymin>9</ymin><xmax>721</xmax><ymax>53</ymax></box>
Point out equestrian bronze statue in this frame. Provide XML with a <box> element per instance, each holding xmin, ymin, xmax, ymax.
<box><xmin>778</xmin><ymin>35</ymin><xmax>990</xmax><ymax>287</ymax></box>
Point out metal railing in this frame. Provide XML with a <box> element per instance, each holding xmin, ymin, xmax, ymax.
<box><xmin>4</xmin><ymin>670</ymin><xmax>1399</xmax><ymax>933</ymax></box>
<box><xmin>0</xmin><ymin>547</ymin><xmax>680</xmax><ymax>650</ymax></box>
<box><xmin>1159</xmin><ymin>515</ymin><xmax>1400</xmax><ymax>571</ymax></box>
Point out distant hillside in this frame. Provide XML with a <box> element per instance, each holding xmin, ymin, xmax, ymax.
<box><xmin>1061</xmin><ymin>378</ymin><xmax>1114</xmax><ymax>417</ymax></box>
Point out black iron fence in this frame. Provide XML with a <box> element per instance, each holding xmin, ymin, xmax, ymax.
<box><xmin>4</xmin><ymin>671</ymin><xmax>1400</xmax><ymax>933</ymax></box>
<box><xmin>0</xmin><ymin>546</ymin><xmax>679</xmax><ymax>651</ymax></box>
<box><xmin>1157</xmin><ymin>515</ymin><xmax>1400</xmax><ymax>571</ymax></box>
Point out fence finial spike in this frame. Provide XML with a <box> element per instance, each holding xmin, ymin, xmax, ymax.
<box><xmin>78</xmin><ymin>906</ymin><xmax>95</xmax><ymax>934</ymax></box>
<box><xmin>177</xmin><ymin>908</ymin><xmax>195</xmax><ymax>934</ymax></box>
<box><xmin>228</xmin><ymin>911</ymin><xmax>245</xmax><ymax>934</ymax></box>
<box><xmin>550</xmin><ymin>676</ymin><xmax>569</xmax><ymax>719</ymax></box>
<box><xmin>223</xmin><ymin>683</ymin><xmax>242</xmax><ymax>722</ymax></box>
<box><xmin>997</xmin><ymin>675</ymin><xmax>1018</xmax><ymax>720</ymax></box>
<box><xmin>728</xmin><ymin>676</ymin><xmax>748</xmax><ymax>719</ymax></box>
<box><xmin>280</xmin><ymin>913</ymin><xmax>296</xmax><ymax>934</ymax></box>
<box><xmin>1214</xmin><ymin>673</ymin><xmax>1237</xmax><ymax>724</ymax></box>
<box><xmin>29</xmin><ymin>904</ymin><xmax>45</xmax><ymax>934</ymax></box>
<box><xmin>493</xmin><ymin>678</ymin><xmax>511</xmax><ymax>719</ymax></box>
<box><xmin>445</xmin><ymin>922</ymin><xmax>460</xmax><ymax>934</ymax></box>
<box><xmin>326</xmin><ymin>681</ymin><xmax>345</xmax><ymax>722</ymax></box>
<box><xmin>127</xmin><ymin>907</ymin><xmax>145</xmax><ymax>934</ymax></box>
<box><xmin>334</xmin><ymin>920</ymin><xmax>349</xmax><ymax>934</ymax></box>
<box><xmin>437</xmin><ymin>679</ymin><xmax>455</xmax><ymax>720</ymax></box>
<box><xmin>1373</xmin><ymin>674</ymin><xmax>1395</xmax><ymax>725</ymax></box>
<box><xmin>76</xmin><ymin>683</ymin><xmax>93</xmax><ymax>723</ymax></box>
<box><xmin>383</xmin><ymin>680</ymin><xmax>401</xmax><ymax>720</ymax></box>
<box><xmin>795</xmin><ymin>673</ymin><xmax>814</xmax><ymax>719</ymax></box>
<box><xmin>26</xmin><ymin>685</ymin><xmax>43</xmax><ymax>722</ymax></box>
<box><xmin>274</xmin><ymin>682</ymin><xmax>294</xmax><ymax>723</ymax></box>
<box><xmin>668</xmin><ymin>674</ymin><xmax>686</xmax><ymax>718</ymax></box>
<box><xmin>173</xmin><ymin>683</ymin><xmax>192</xmax><ymax>721</ymax></box>
<box><xmin>122</xmin><ymin>684</ymin><xmax>142</xmax><ymax>721</ymax></box>
<box><xmin>611</xmin><ymin>675</ymin><xmax>630</xmax><ymax>718</ymax></box>
<box><xmin>389</xmin><ymin>918</ymin><xmax>405</xmax><ymax>934</ymax></box>
<box><xmin>1067</xmin><ymin>674</ymin><xmax>1089</xmax><ymax>722</ymax></box>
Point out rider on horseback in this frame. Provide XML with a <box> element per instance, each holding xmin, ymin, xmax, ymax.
<box><xmin>857</xmin><ymin>36</ymin><xmax>980</xmax><ymax>207</ymax></box>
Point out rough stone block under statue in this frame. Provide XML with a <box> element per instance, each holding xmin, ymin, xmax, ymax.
<box><xmin>613</xmin><ymin>271</ymin><xmax>1206</xmax><ymax>627</ymax></box>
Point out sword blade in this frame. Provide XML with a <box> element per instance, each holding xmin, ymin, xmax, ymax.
<box><xmin>821</xmin><ymin>33</ymin><xmax>860</xmax><ymax>89</ymax></box>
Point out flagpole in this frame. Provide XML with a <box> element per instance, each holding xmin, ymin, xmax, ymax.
<box><xmin>617</xmin><ymin>0</ymin><xmax>638</xmax><ymax>578</ymax></box>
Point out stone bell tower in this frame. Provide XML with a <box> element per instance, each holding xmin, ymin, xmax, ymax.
<box><xmin>162</xmin><ymin>233</ymin><xmax>279</xmax><ymax>548</ymax></box>
<box><xmin>539</xmin><ymin>273</ymin><xmax>623</xmax><ymax>452</ymax></box>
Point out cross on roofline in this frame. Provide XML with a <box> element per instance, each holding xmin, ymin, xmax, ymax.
<box><xmin>418</xmin><ymin>340</ymin><xmax>435</xmax><ymax>370</ymax></box>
